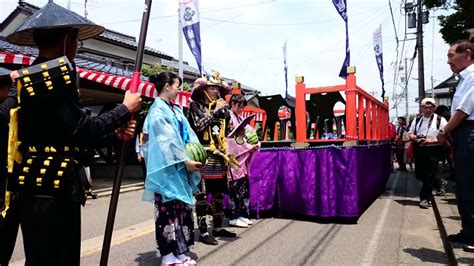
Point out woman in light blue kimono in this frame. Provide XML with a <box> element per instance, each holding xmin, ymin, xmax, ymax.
<box><xmin>142</xmin><ymin>72</ymin><xmax>202</xmax><ymax>266</ymax></box>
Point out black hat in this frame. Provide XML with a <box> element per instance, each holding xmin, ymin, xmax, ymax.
<box><xmin>0</xmin><ymin>67</ymin><xmax>10</xmax><ymax>79</ymax></box>
<box><xmin>6</xmin><ymin>1</ymin><xmax>104</xmax><ymax>47</ymax></box>
<box><xmin>0</xmin><ymin>67</ymin><xmax>12</xmax><ymax>86</ymax></box>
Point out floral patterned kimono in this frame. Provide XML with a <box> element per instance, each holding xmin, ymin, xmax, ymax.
<box><xmin>142</xmin><ymin>98</ymin><xmax>201</xmax><ymax>257</ymax></box>
<box><xmin>226</xmin><ymin>111</ymin><xmax>260</xmax><ymax>220</ymax></box>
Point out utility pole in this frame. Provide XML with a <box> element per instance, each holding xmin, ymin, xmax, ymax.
<box><xmin>416</xmin><ymin>0</ymin><xmax>425</xmax><ymax>103</ymax></box>
<box><xmin>405</xmin><ymin>58</ymin><xmax>409</xmax><ymax>120</ymax></box>
<box><xmin>178</xmin><ymin>8</ymin><xmax>184</xmax><ymax>80</ymax></box>
<box><xmin>84</xmin><ymin>0</ymin><xmax>88</xmax><ymax>18</ymax></box>
<box><xmin>431</xmin><ymin>76</ymin><xmax>435</xmax><ymax>98</ymax></box>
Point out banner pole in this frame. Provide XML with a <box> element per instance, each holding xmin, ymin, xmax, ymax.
<box><xmin>100</xmin><ymin>0</ymin><xmax>152</xmax><ymax>264</ymax></box>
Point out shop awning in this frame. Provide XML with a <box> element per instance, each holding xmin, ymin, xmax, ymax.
<box><xmin>0</xmin><ymin>51</ymin><xmax>191</xmax><ymax>107</ymax></box>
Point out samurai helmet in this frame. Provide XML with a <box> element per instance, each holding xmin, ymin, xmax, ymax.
<box><xmin>6</xmin><ymin>0</ymin><xmax>104</xmax><ymax>47</ymax></box>
<box><xmin>191</xmin><ymin>70</ymin><xmax>230</xmax><ymax>101</ymax></box>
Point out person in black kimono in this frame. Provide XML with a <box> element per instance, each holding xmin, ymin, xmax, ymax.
<box><xmin>0</xmin><ymin>67</ymin><xmax>20</xmax><ymax>265</ymax></box>
<box><xmin>4</xmin><ymin>2</ymin><xmax>141</xmax><ymax>265</ymax></box>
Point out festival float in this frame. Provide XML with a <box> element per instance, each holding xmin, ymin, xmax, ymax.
<box><xmin>242</xmin><ymin>66</ymin><xmax>391</xmax><ymax>221</ymax></box>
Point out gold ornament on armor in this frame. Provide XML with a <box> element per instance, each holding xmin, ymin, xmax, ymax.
<box><xmin>202</xmin><ymin>92</ymin><xmax>237</xmax><ymax>168</ymax></box>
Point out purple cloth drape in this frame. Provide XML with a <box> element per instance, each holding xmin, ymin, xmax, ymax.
<box><xmin>248</xmin><ymin>144</ymin><xmax>391</xmax><ymax>219</ymax></box>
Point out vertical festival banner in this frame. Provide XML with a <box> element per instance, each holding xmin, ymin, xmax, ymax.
<box><xmin>179</xmin><ymin>0</ymin><xmax>202</xmax><ymax>74</ymax></box>
<box><xmin>283</xmin><ymin>40</ymin><xmax>288</xmax><ymax>100</ymax></box>
<box><xmin>332</xmin><ymin>0</ymin><xmax>350</xmax><ymax>78</ymax></box>
<box><xmin>373</xmin><ymin>25</ymin><xmax>385</xmax><ymax>99</ymax></box>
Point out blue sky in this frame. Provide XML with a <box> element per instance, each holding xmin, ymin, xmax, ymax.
<box><xmin>0</xmin><ymin>0</ymin><xmax>455</xmax><ymax>119</ymax></box>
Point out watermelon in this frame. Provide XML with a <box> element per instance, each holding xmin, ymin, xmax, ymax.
<box><xmin>245</xmin><ymin>130</ymin><xmax>259</xmax><ymax>144</ymax></box>
<box><xmin>185</xmin><ymin>142</ymin><xmax>207</xmax><ymax>164</ymax></box>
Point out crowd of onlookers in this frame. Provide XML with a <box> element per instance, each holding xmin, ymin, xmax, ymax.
<box><xmin>392</xmin><ymin>102</ymin><xmax>453</xmax><ymax>192</ymax></box>
<box><xmin>388</xmin><ymin>39</ymin><xmax>474</xmax><ymax>253</ymax></box>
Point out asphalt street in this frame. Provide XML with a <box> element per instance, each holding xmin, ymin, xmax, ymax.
<box><xmin>9</xmin><ymin>170</ymin><xmax>447</xmax><ymax>265</ymax></box>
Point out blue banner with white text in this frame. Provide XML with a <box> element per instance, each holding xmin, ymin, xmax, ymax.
<box><xmin>180</xmin><ymin>0</ymin><xmax>202</xmax><ymax>74</ymax></box>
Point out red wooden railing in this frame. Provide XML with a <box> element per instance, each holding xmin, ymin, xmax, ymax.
<box><xmin>295</xmin><ymin>66</ymin><xmax>389</xmax><ymax>143</ymax></box>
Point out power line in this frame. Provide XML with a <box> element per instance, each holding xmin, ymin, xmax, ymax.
<box><xmin>393</xmin><ymin>46</ymin><xmax>416</xmax><ymax>109</ymax></box>
<box><xmin>389</xmin><ymin>0</ymin><xmax>400</xmax><ymax>103</ymax></box>
<box><xmin>102</xmin><ymin>3</ymin><xmax>388</xmax><ymax>27</ymax></box>
<box><xmin>207</xmin><ymin>6</ymin><xmax>387</xmax><ymax>27</ymax></box>
<box><xmin>102</xmin><ymin>1</ymin><xmax>274</xmax><ymax>25</ymax></box>
<box><xmin>389</xmin><ymin>0</ymin><xmax>399</xmax><ymax>44</ymax></box>
<box><xmin>199</xmin><ymin>16</ymin><xmax>336</xmax><ymax>26</ymax></box>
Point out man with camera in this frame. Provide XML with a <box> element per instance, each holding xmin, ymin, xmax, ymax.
<box><xmin>408</xmin><ymin>98</ymin><xmax>447</xmax><ymax>209</ymax></box>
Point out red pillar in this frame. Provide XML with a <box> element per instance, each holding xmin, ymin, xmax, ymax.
<box><xmin>372</xmin><ymin>103</ymin><xmax>378</xmax><ymax>140</ymax></box>
<box><xmin>358</xmin><ymin>94</ymin><xmax>365</xmax><ymax>140</ymax></box>
<box><xmin>365</xmin><ymin>100</ymin><xmax>372</xmax><ymax>140</ymax></box>
<box><xmin>295</xmin><ymin>76</ymin><xmax>307</xmax><ymax>142</ymax></box>
<box><xmin>345</xmin><ymin>67</ymin><xmax>357</xmax><ymax>140</ymax></box>
<box><xmin>384</xmin><ymin>99</ymin><xmax>390</xmax><ymax>139</ymax></box>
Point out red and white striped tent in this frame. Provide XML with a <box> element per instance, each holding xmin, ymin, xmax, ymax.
<box><xmin>0</xmin><ymin>51</ymin><xmax>192</xmax><ymax>107</ymax></box>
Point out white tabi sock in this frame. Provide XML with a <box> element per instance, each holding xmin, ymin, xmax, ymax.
<box><xmin>161</xmin><ymin>252</ymin><xmax>179</xmax><ymax>264</ymax></box>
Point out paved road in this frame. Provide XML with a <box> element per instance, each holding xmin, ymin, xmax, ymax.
<box><xmin>9</xmin><ymin>171</ymin><xmax>448</xmax><ymax>265</ymax></box>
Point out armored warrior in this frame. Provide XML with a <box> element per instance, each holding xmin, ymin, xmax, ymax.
<box><xmin>187</xmin><ymin>70</ymin><xmax>237</xmax><ymax>245</ymax></box>
<box><xmin>5</xmin><ymin>1</ymin><xmax>141</xmax><ymax>265</ymax></box>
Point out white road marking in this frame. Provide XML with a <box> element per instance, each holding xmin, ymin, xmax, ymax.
<box><xmin>361</xmin><ymin>171</ymin><xmax>400</xmax><ymax>266</ymax></box>
<box><xmin>10</xmin><ymin>219</ymin><xmax>155</xmax><ymax>265</ymax></box>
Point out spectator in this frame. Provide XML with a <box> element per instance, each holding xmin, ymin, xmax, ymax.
<box><xmin>437</xmin><ymin>40</ymin><xmax>474</xmax><ymax>252</ymax></box>
<box><xmin>435</xmin><ymin>105</ymin><xmax>451</xmax><ymax>121</ymax></box>
<box><xmin>408</xmin><ymin>98</ymin><xmax>447</xmax><ymax>209</ymax></box>
<box><xmin>395</xmin><ymin>117</ymin><xmax>408</xmax><ymax>171</ymax></box>
<box><xmin>389</xmin><ymin>121</ymin><xmax>397</xmax><ymax>172</ymax></box>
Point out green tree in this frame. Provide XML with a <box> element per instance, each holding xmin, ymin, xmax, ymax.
<box><xmin>182</xmin><ymin>82</ymin><xmax>192</xmax><ymax>92</ymax></box>
<box><xmin>141</xmin><ymin>63</ymin><xmax>177</xmax><ymax>77</ymax></box>
<box><xmin>430</xmin><ymin>0</ymin><xmax>474</xmax><ymax>44</ymax></box>
<box><xmin>141</xmin><ymin>63</ymin><xmax>163</xmax><ymax>77</ymax></box>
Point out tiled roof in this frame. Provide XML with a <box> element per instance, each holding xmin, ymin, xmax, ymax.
<box><xmin>0</xmin><ymin>50</ymin><xmax>194</xmax><ymax>104</ymax></box>
<box><xmin>18</xmin><ymin>1</ymin><xmax>39</xmax><ymax>13</ymax></box>
<box><xmin>0</xmin><ymin>37</ymin><xmax>37</xmax><ymax>56</ymax></box>
<box><xmin>14</xmin><ymin>1</ymin><xmax>172</xmax><ymax>59</ymax></box>
<box><xmin>1</xmin><ymin>2</ymin><xmax>259</xmax><ymax>94</ymax></box>
<box><xmin>75</xmin><ymin>58</ymin><xmax>148</xmax><ymax>81</ymax></box>
<box><xmin>433</xmin><ymin>75</ymin><xmax>458</xmax><ymax>90</ymax></box>
<box><xmin>161</xmin><ymin>58</ymin><xmax>200</xmax><ymax>75</ymax></box>
<box><xmin>97</xmin><ymin>29</ymin><xmax>172</xmax><ymax>59</ymax></box>
<box><xmin>433</xmin><ymin>88</ymin><xmax>452</xmax><ymax>94</ymax></box>
<box><xmin>0</xmin><ymin>37</ymin><xmax>148</xmax><ymax>79</ymax></box>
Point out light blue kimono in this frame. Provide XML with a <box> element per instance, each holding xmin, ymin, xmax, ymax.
<box><xmin>142</xmin><ymin>98</ymin><xmax>201</xmax><ymax>205</ymax></box>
